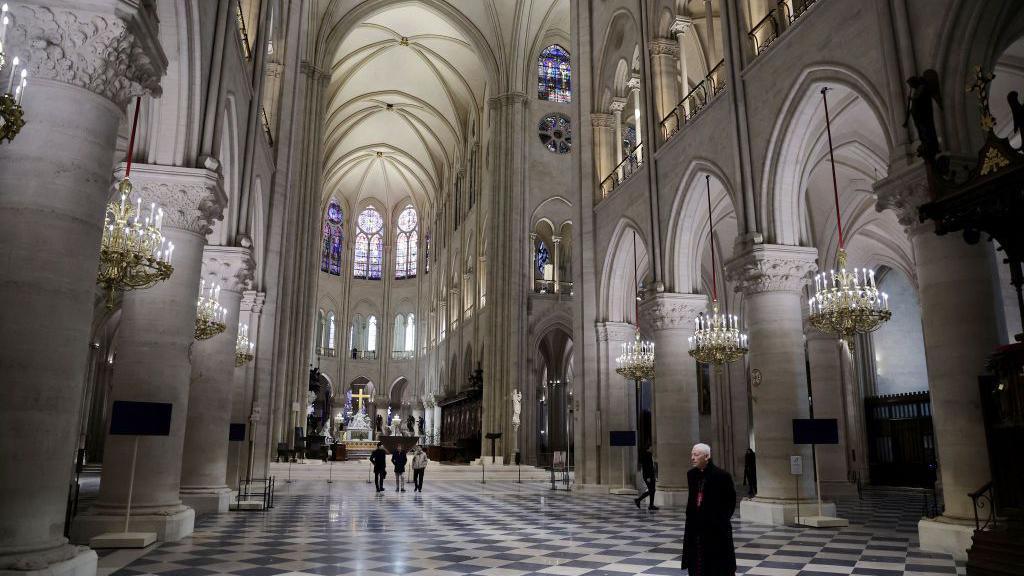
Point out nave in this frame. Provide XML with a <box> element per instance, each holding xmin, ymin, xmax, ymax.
<box><xmin>96</xmin><ymin>477</ymin><xmax>961</xmax><ymax>576</ymax></box>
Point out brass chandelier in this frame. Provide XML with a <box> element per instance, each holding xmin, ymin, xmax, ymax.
<box><xmin>615</xmin><ymin>231</ymin><xmax>655</xmax><ymax>381</ymax></box>
<box><xmin>1</xmin><ymin>5</ymin><xmax>28</xmax><ymax>144</ymax></box>
<box><xmin>688</xmin><ymin>175</ymin><xmax>749</xmax><ymax>367</ymax></box>
<box><xmin>807</xmin><ymin>87</ymin><xmax>891</xmax><ymax>344</ymax></box>
<box><xmin>235</xmin><ymin>323</ymin><xmax>254</xmax><ymax>366</ymax></box>
<box><xmin>97</xmin><ymin>97</ymin><xmax>174</xmax><ymax>308</ymax></box>
<box><xmin>195</xmin><ymin>279</ymin><xmax>227</xmax><ymax>340</ymax></box>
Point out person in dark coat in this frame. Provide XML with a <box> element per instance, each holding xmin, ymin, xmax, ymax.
<box><xmin>742</xmin><ymin>448</ymin><xmax>757</xmax><ymax>498</ymax></box>
<box><xmin>369</xmin><ymin>442</ymin><xmax>388</xmax><ymax>492</ymax></box>
<box><xmin>634</xmin><ymin>446</ymin><xmax>659</xmax><ymax>510</ymax></box>
<box><xmin>392</xmin><ymin>446</ymin><xmax>408</xmax><ymax>492</ymax></box>
<box><xmin>682</xmin><ymin>443</ymin><xmax>736</xmax><ymax>576</ymax></box>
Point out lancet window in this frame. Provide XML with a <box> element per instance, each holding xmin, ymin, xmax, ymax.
<box><xmin>538</xmin><ymin>45</ymin><xmax>571</xmax><ymax>103</ymax></box>
<box><xmin>354</xmin><ymin>207</ymin><xmax>384</xmax><ymax>279</ymax></box>
<box><xmin>320</xmin><ymin>199</ymin><xmax>343</xmax><ymax>275</ymax></box>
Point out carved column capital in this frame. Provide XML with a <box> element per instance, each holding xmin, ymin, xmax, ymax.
<box><xmin>595</xmin><ymin>322</ymin><xmax>609</xmax><ymax>342</ymax></box>
<box><xmin>241</xmin><ymin>290</ymin><xmax>266</xmax><ymax>314</ymax></box>
<box><xmin>671</xmin><ymin>16</ymin><xmax>693</xmax><ymax>37</ymax></box>
<box><xmin>591</xmin><ymin>112</ymin><xmax>614</xmax><ymax>128</ymax></box>
<box><xmin>5</xmin><ymin>1</ymin><xmax>167</xmax><ymax>110</ymax></box>
<box><xmin>119</xmin><ymin>164</ymin><xmax>227</xmax><ymax>236</ymax></box>
<box><xmin>488</xmin><ymin>91</ymin><xmax>528</xmax><ymax>110</ymax></box>
<box><xmin>639</xmin><ymin>292</ymin><xmax>707</xmax><ymax>332</ymax></box>
<box><xmin>873</xmin><ymin>160</ymin><xmax>933</xmax><ymax>236</ymax></box>
<box><xmin>627</xmin><ymin>76</ymin><xmax>642</xmax><ymax>92</ymax></box>
<box><xmin>649</xmin><ymin>38</ymin><xmax>680</xmax><ymax>57</ymax></box>
<box><xmin>604</xmin><ymin>321</ymin><xmax>637</xmax><ymax>342</ymax></box>
<box><xmin>726</xmin><ymin>244</ymin><xmax>818</xmax><ymax>295</ymax></box>
<box><xmin>609</xmin><ymin>98</ymin><xmax>628</xmax><ymax>114</ymax></box>
<box><xmin>202</xmin><ymin>246</ymin><xmax>255</xmax><ymax>294</ymax></box>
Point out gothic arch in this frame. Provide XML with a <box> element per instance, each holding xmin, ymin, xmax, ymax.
<box><xmin>599</xmin><ymin>218</ymin><xmax>650</xmax><ymax>323</ymax></box>
<box><xmin>760</xmin><ymin>65</ymin><xmax>895</xmax><ymax>247</ymax></box>
<box><xmin>664</xmin><ymin>159</ymin><xmax>738</xmax><ymax>293</ymax></box>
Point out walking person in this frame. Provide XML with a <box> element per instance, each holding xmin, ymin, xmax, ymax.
<box><xmin>742</xmin><ymin>448</ymin><xmax>757</xmax><ymax>498</ymax></box>
<box><xmin>392</xmin><ymin>445</ymin><xmax>408</xmax><ymax>492</ymax></box>
<box><xmin>681</xmin><ymin>443</ymin><xmax>736</xmax><ymax>576</ymax></box>
<box><xmin>369</xmin><ymin>442</ymin><xmax>388</xmax><ymax>492</ymax></box>
<box><xmin>634</xmin><ymin>445</ymin><xmax>659</xmax><ymax>510</ymax></box>
<box><xmin>411</xmin><ymin>445</ymin><xmax>428</xmax><ymax>492</ymax></box>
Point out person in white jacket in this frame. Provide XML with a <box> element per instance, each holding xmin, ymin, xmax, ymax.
<box><xmin>411</xmin><ymin>445</ymin><xmax>429</xmax><ymax>492</ymax></box>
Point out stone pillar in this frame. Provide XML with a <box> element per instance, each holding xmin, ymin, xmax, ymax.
<box><xmin>704</xmin><ymin>0</ymin><xmax>717</xmax><ymax>60</ymax></box>
<box><xmin>0</xmin><ymin>2</ymin><xmax>164</xmax><ymax>571</ymax></box>
<box><xmin>72</xmin><ymin>165</ymin><xmax>225</xmax><ymax>544</ymax></box>
<box><xmin>529</xmin><ymin>232</ymin><xmax>538</xmax><ymax>292</ymax></box>
<box><xmin>180</xmin><ymin>246</ymin><xmax>255</xmax><ymax>514</ymax></box>
<box><xmin>552</xmin><ymin>235</ymin><xmax>562</xmax><ymax>292</ymax></box>
<box><xmin>227</xmin><ymin>290</ymin><xmax>264</xmax><ymax>488</ymax></box>
<box><xmin>671</xmin><ymin>17</ymin><xmax>692</xmax><ymax>106</ymax></box>
<box><xmin>805</xmin><ymin>331</ymin><xmax>857</xmax><ymax>496</ymax></box>
<box><xmin>648</xmin><ymin>38</ymin><xmax>680</xmax><ymax>127</ymax></box>
<box><xmin>591</xmin><ymin>113</ymin><xmax>615</xmax><ymax>185</ymax></box>
<box><xmin>876</xmin><ymin>162</ymin><xmax>1000</xmax><ymax>559</ymax></box>
<box><xmin>640</xmin><ymin>293</ymin><xmax>706</xmax><ymax>507</ymax></box>
<box><xmin>628</xmin><ymin>76</ymin><xmax>643</xmax><ymax>165</ymax></box>
<box><xmin>610</xmin><ymin>98</ymin><xmax>626</xmax><ymax>179</ymax></box>
<box><xmin>599</xmin><ymin>322</ymin><xmax>639</xmax><ymax>490</ymax></box>
<box><xmin>727</xmin><ymin>244</ymin><xmax>835</xmax><ymax>525</ymax></box>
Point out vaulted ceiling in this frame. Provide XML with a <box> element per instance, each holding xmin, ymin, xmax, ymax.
<box><xmin>317</xmin><ymin>0</ymin><xmax>569</xmax><ymax>217</ymax></box>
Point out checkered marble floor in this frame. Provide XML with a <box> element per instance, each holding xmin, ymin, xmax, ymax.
<box><xmin>104</xmin><ymin>481</ymin><xmax>965</xmax><ymax>576</ymax></box>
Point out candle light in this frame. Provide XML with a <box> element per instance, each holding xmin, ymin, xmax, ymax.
<box><xmin>1</xmin><ymin>5</ymin><xmax>8</xmax><ymax>46</ymax></box>
<box><xmin>5</xmin><ymin>56</ymin><xmax>17</xmax><ymax>93</ymax></box>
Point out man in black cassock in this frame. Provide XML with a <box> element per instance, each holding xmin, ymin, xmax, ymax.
<box><xmin>369</xmin><ymin>442</ymin><xmax>388</xmax><ymax>492</ymax></box>
<box><xmin>682</xmin><ymin>443</ymin><xmax>736</xmax><ymax>575</ymax></box>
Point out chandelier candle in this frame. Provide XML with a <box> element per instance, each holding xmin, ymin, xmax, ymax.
<box><xmin>235</xmin><ymin>323</ymin><xmax>255</xmax><ymax>366</ymax></box>
<box><xmin>689</xmin><ymin>175</ymin><xmax>749</xmax><ymax>367</ymax></box>
<box><xmin>806</xmin><ymin>87</ymin><xmax>892</xmax><ymax>343</ymax></box>
<box><xmin>195</xmin><ymin>279</ymin><xmax>228</xmax><ymax>340</ymax></box>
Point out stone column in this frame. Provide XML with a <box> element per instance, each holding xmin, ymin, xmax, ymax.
<box><xmin>228</xmin><ymin>290</ymin><xmax>265</xmax><ymax>486</ymax></box>
<box><xmin>180</xmin><ymin>246</ymin><xmax>255</xmax><ymax>514</ymax></box>
<box><xmin>72</xmin><ymin>165</ymin><xmax>225</xmax><ymax>543</ymax></box>
<box><xmin>727</xmin><ymin>244</ymin><xmax>835</xmax><ymax>525</ymax></box>
<box><xmin>591</xmin><ymin>113</ymin><xmax>615</xmax><ymax>185</ymax></box>
<box><xmin>671</xmin><ymin>17</ymin><xmax>692</xmax><ymax>106</ymax></box>
<box><xmin>610</xmin><ymin>98</ymin><xmax>626</xmax><ymax>179</ymax></box>
<box><xmin>0</xmin><ymin>4</ymin><xmax>163</xmax><ymax>571</ymax></box>
<box><xmin>876</xmin><ymin>162</ymin><xmax>1000</xmax><ymax>559</ymax></box>
<box><xmin>648</xmin><ymin>38</ymin><xmax>680</xmax><ymax>128</ymax></box>
<box><xmin>552</xmin><ymin>235</ymin><xmax>562</xmax><ymax>293</ymax></box>
<box><xmin>628</xmin><ymin>76</ymin><xmax>643</xmax><ymax>165</ymax></box>
<box><xmin>640</xmin><ymin>292</ymin><xmax>706</xmax><ymax>507</ymax></box>
<box><xmin>599</xmin><ymin>322</ymin><xmax>639</xmax><ymax>490</ymax></box>
<box><xmin>704</xmin><ymin>0</ymin><xmax>717</xmax><ymax>61</ymax></box>
<box><xmin>805</xmin><ymin>330</ymin><xmax>857</xmax><ymax>496</ymax></box>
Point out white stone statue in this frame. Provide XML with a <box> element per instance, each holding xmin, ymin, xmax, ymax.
<box><xmin>511</xmin><ymin>389</ymin><xmax>522</xmax><ymax>430</ymax></box>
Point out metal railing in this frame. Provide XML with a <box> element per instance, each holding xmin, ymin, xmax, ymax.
<box><xmin>749</xmin><ymin>5</ymin><xmax>789</xmax><ymax>56</ymax></box>
<box><xmin>391</xmin><ymin>350</ymin><xmax>415</xmax><ymax>360</ymax></box>
<box><xmin>969</xmin><ymin>481</ymin><xmax>997</xmax><ymax>531</ymax></box>
<box><xmin>791</xmin><ymin>0</ymin><xmax>819</xmax><ymax>21</ymax></box>
<box><xmin>749</xmin><ymin>0</ymin><xmax>820</xmax><ymax>59</ymax></box>
<box><xmin>348</xmin><ymin>349</ymin><xmax>378</xmax><ymax>360</ymax></box>
<box><xmin>236</xmin><ymin>476</ymin><xmax>275</xmax><ymax>510</ymax></box>
<box><xmin>260</xmin><ymin>107</ymin><xmax>273</xmax><ymax>147</ymax></box>
<box><xmin>600</xmin><ymin>143</ymin><xmax>644</xmax><ymax>199</ymax></box>
<box><xmin>316</xmin><ymin>346</ymin><xmax>337</xmax><ymax>358</ymax></box>
<box><xmin>235</xmin><ymin>3</ymin><xmax>252</xmax><ymax>60</ymax></box>
<box><xmin>533</xmin><ymin>280</ymin><xmax>574</xmax><ymax>296</ymax></box>
<box><xmin>660</xmin><ymin>60</ymin><xmax>727</xmax><ymax>140</ymax></box>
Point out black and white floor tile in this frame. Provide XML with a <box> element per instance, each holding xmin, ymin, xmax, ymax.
<box><xmin>103</xmin><ymin>481</ymin><xmax>965</xmax><ymax>576</ymax></box>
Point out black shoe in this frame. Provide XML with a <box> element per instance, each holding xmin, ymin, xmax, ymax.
<box><xmin>648</xmin><ymin>505</ymin><xmax>660</xmax><ymax>510</ymax></box>
<box><xmin>634</xmin><ymin>498</ymin><xmax>641</xmax><ymax>509</ymax></box>
<box><xmin>401</xmin><ymin>488</ymin><xmax>406</xmax><ymax>492</ymax></box>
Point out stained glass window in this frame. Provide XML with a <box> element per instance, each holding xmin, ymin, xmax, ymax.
<box><xmin>367</xmin><ymin>315</ymin><xmax>378</xmax><ymax>352</ymax></box>
<box><xmin>538</xmin><ymin>45</ymin><xmax>571</xmax><ymax>103</ymax></box>
<box><xmin>320</xmin><ymin>200</ymin><xmax>343</xmax><ymax>275</ymax></box>
<box><xmin>535</xmin><ymin>240</ymin><xmax>550</xmax><ymax>275</ymax></box>
<box><xmin>354</xmin><ymin>206</ymin><xmax>384</xmax><ymax>279</ymax></box>
<box><xmin>539</xmin><ymin>115</ymin><xmax>572</xmax><ymax>154</ymax></box>
<box><xmin>395</xmin><ymin>205</ymin><xmax>418</xmax><ymax>279</ymax></box>
<box><xmin>406</xmin><ymin>313</ymin><xmax>415</xmax><ymax>350</ymax></box>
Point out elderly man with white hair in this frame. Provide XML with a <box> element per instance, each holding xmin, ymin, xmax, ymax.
<box><xmin>681</xmin><ymin>443</ymin><xmax>736</xmax><ymax>575</ymax></box>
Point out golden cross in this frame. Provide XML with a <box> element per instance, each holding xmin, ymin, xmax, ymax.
<box><xmin>352</xmin><ymin>386</ymin><xmax>370</xmax><ymax>413</ymax></box>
